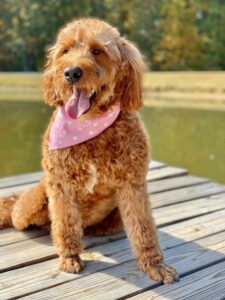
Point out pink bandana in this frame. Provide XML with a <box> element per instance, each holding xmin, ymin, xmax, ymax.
<box><xmin>49</xmin><ymin>104</ymin><xmax>120</xmax><ymax>150</ymax></box>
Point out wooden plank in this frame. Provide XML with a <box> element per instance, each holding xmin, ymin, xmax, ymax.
<box><xmin>131</xmin><ymin>261</ymin><xmax>225</xmax><ymax>300</ymax></box>
<box><xmin>1</xmin><ymin>206</ymin><xmax>225</xmax><ymax>278</ymax></box>
<box><xmin>0</xmin><ymin>164</ymin><xmax>224</xmax><ymax>299</ymax></box>
<box><xmin>0</xmin><ymin>182</ymin><xmax>36</xmax><ymax>197</ymax></box>
<box><xmin>0</xmin><ymin>172</ymin><xmax>195</xmax><ymax>199</ymax></box>
<box><xmin>150</xmin><ymin>181</ymin><xmax>225</xmax><ymax>208</ymax></box>
<box><xmin>154</xmin><ymin>193</ymin><xmax>225</xmax><ymax>226</ymax></box>
<box><xmin>18</xmin><ymin>231</ymin><xmax>225</xmax><ymax>300</ymax></box>
<box><xmin>3</xmin><ymin>225</ymin><xmax>225</xmax><ymax>300</ymax></box>
<box><xmin>0</xmin><ymin>179</ymin><xmax>219</xmax><ymax>247</ymax></box>
<box><xmin>0</xmin><ymin>176</ymin><xmax>225</xmax><ymax>246</ymax></box>
<box><xmin>148</xmin><ymin>175</ymin><xmax>208</xmax><ymax>194</ymax></box>
<box><xmin>161</xmin><ymin>209</ymin><xmax>225</xmax><ymax>248</ymax></box>
<box><xmin>0</xmin><ymin>231</ymin><xmax>125</xmax><ymax>273</ymax></box>
<box><xmin>0</xmin><ymin>165</ymin><xmax>186</xmax><ymax>197</ymax></box>
<box><xmin>146</xmin><ymin>166</ymin><xmax>187</xmax><ymax>181</ymax></box>
<box><xmin>148</xmin><ymin>161</ymin><xmax>166</xmax><ymax>170</ymax></box>
<box><xmin>0</xmin><ymin>238</ymin><xmax>132</xmax><ymax>300</ymax></box>
<box><xmin>0</xmin><ymin>175</ymin><xmax>209</xmax><ymax>247</ymax></box>
<box><xmin>0</xmin><ymin>172</ymin><xmax>43</xmax><ymax>189</ymax></box>
<box><xmin>0</xmin><ymin>227</ymin><xmax>49</xmax><ymax>247</ymax></box>
<box><xmin>0</xmin><ymin>160</ymin><xmax>164</xmax><ymax>190</ymax></box>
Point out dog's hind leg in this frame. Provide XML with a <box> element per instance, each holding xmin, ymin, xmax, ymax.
<box><xmin>84</xmin><ymin>207</ymin><xmax>123</xmax><ymax>236</ymax></box>
<box><xmin>0</xmin><ymin>178</ymin><xmax>48</xmax><ymax>230</ymax></box>
<box><xmin>0</xmin><ymin>195</ymin><xmax>17</xmax><ymax>229</ymax></box>
<box><xmin>11</xmin><ymin>178</ymin><xmax>49</xmax><ymax>230</ymax></box>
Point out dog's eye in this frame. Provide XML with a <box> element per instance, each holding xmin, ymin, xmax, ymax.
<box><xmin>91</xmin><ymin>48</ymin><xmax>101</xmax><ymax>56</ymax></box>
<box><xmin>63</xmin><ymin>49</ymin><xmax>69</xmax><ymax>54</ymax></box>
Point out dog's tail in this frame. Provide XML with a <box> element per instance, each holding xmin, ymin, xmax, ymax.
<box><xmin>0</xmin><ymin>179</ymin><xmax>49</xmax><ymax>230</ymax></box>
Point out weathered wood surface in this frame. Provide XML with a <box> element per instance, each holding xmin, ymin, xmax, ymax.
<box><xmin>131</xmin><ymin>261</ymin><xmax>225</xmax><ymax>300</ymax></box>
<box><xmin>0</xmin><ymin>161</ymin><xmax>169</xmax><ymax>197</ymax></box>
<box><xmin>0</xmin><ymin>171</ymin><xmax>43</xmax><ymax>189</ymax></box>
<box><xmin>0</xmin><ymin>160</ymin><xmax>225</xmax><ymax>300</ymax></box>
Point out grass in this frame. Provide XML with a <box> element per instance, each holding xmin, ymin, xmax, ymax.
<box><xmin>143</xmin><ymin>71</ymin><xmax>225</xmax><ymax>110</ymax></box>
<box><xmin>143</xmin><ymin>71</ymin><xmax>225</xmax><ymax>93</ymax></box>
<box><xmin>0</xmin><ymin>72</ymin><xmax>43</xmax><ymax>101</ymax></box>
<box><xmin>0</xmin><ymin>91</ymin><xmax>43</xmax><ymax>101</ymax></box>
<box><xmin>1</xmin><ymin>71</ymin><xmax>225</xmax><ymax>109</ymax></box>
<box><xmin>1</xmin><ymin>71</ymin><xmax>225</xmax><ymax>91</ymax></box>
<box><xmin>0</xmin><ymin>72</ymin><xmax>42</xmax><ymax>87</ymax></box>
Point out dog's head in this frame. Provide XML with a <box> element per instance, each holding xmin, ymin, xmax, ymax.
<box><xmin>44</xmin><ymin>18</ymin><xmax>144</xmax><ymax>118</ymax></box>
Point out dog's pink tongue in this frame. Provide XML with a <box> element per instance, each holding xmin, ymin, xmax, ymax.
<box><xmin>65</xmin><ymin>89</ymin><xmax>91</xmax><ymax>119</ymax></box>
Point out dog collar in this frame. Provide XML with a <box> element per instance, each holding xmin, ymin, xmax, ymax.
<box><xmin>49</xmin><ymin>104</ymin><xmax>120</xmax><ymax>150</ymax></box>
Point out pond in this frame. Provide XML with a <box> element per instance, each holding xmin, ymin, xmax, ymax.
<box><xmin>0</xmin><ymin>100</ymin><xmax>224</xmax><ymax>184</ymax></box>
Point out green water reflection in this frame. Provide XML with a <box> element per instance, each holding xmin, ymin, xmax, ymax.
<box><xmin>141</xmin><ymin>106</ymin><xmax>225</xmax><ymax>184</ymax></box>
<box><xmin>0</xmin><ymin>101</ymin><xmax>224</xmax><ymax>184</ymax></box>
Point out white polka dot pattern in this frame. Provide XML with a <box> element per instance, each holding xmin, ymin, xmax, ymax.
<box><xmin>49</xmin><ymin>104</ymin><xmax>120</xmax><ymax>150</ymax></box>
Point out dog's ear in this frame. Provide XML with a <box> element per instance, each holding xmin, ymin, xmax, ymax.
<box><xmin>117</xmin><ymin>39</ymin><xmax>145</xmax><ymax>112</ymax></box>
<box><xmin>43</xmin><ymin>46</ymin><xmax>61</xmax><ymax>106</ymax></box>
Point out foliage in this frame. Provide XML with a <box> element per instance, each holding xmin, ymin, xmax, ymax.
<box><xmin>0</xmin><ymin>0</ymin><xmax>224</xmax><ymax>71</ymax></box>
<box><xmin>152</xmin><ymin>0</ymin><xmax>203</xmax><ymax>70</ymax></box>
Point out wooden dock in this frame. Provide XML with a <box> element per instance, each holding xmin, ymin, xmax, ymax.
<box><xmin>1</xmin><ymin>161</ymin><xmax>225</xmax><ymax>300</ymax></box>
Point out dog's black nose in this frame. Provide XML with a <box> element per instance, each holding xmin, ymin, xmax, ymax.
<box><xmin>64</xmin><ymin>67</ymin><xmax>83</xmax><ymax>84</ymax></box>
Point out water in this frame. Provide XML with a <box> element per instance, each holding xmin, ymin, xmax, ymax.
<box><xmin>141</xmin><ymin>106</ymin><xmax>225</xmax><ymax>184</ymax></box>
<box><xmin>0</xmin><ymin>101</ymin><xmax>224</xmax><ymax>184</ymax></box>
<box><xmin>0</xmin><ymin>101</ymin><xmax>53</xmax><ymax>177</ymax></box>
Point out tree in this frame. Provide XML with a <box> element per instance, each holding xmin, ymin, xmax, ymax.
<box><xmin>0</xmin><ymin>0</ymin><xmax>225</xmax><ymax>71</ymax></box>
<box><xmin>152</xmin><ymin>0</ymin><xmax>203</xmax><ymax>70</ymax></box>
<box><xmin>198</xmin><ymin>0</ymin><xmax>225</xmax><ymax>70</ymax></box>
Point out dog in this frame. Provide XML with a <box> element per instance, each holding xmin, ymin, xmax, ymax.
<box><xmin>0</xmin><ymin>18</ymin><xmax>178</xmax><ymax>284</ymax></box>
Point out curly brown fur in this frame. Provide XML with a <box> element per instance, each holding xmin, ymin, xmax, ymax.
<box><xmin>0</xmin><ymin>195</ymin><xmax>17</xmax><ymax>228</ymax></box>
<box><xmin>11</xmin><ymin>179</ymin><xmax>49</xmax><ymax>230</ymax></box>
<box><xmin>84</xmin><ymin>208</ymin><xmax>123</xmax><ymax>236</ymax></box>
<box><xmin>0</xmin><ymin>18</ymin><xmax>178</xmax><ymax>284</ymax></box>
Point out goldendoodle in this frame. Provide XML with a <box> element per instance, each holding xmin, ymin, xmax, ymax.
<box><xmin>0</xmin><ymin>18</ymin><xmax>178</xmax><ymax>284</ymax></box>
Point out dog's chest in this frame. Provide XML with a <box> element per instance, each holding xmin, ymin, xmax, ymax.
<box><xmin>86</xmin><ymin>163</ymin><xmax>98</xmax><ymax>194</ymax></box>
<box><xmin>43</xmin><ymin>112</ymin><xmax>148</xmax><ymax>193</ymax></box>
<box><xmin>45</xmin><ymin>140</ymin><xmax>114</xmax><ymax>189</ymax></box>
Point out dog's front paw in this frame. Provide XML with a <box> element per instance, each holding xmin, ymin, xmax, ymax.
<box><xmin>59</xmin><ymin>255</ymin><xmax>84</xmax><ymax>273</ymax></box>
<box><xmin>147</xmin><ymin>262</ymin><xmax>179</xmax><ymax>284</ymax></box>
<box><xmin>138</xmin><ymin>254</ymin><xmax>179</xmax><ymax>284</ymax></box>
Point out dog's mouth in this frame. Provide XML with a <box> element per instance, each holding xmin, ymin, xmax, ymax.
<box><xmin>65</xmin><ymin>87</ymin><xmax>96</xmax><ymax>119</ymax></box>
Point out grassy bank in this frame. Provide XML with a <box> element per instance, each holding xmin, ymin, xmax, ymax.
<box><xmin>0</xmin><ymin>72</ymin><xmax>42</xmax><ymax>87</ymax></box>
<box><xmin>1</xmin><ymin>71</ymin><xmax>225</xmax><ymax>109</ymax></box>
<box><xmin>144</xmin><ymin>71</ymin><xmax>225</xmax><ymax>110</ymax></box>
